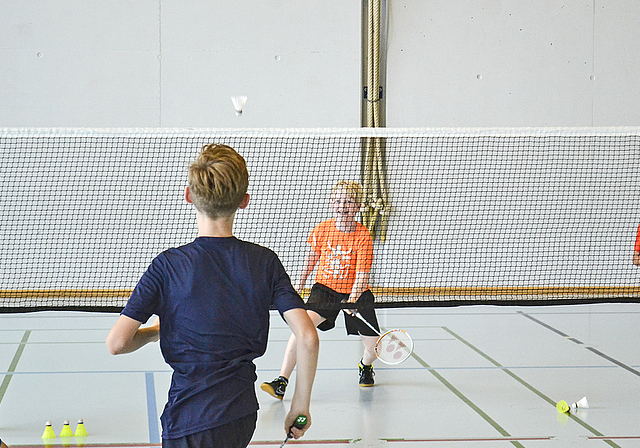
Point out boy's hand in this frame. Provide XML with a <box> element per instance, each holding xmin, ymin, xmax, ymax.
<box><xmin>343</xmin><ymin>293</ymin><xmax>359</xmax><ymax>316</ymax></box>
<box><xmin>284</xmin><ymin>411</ymin><xmax>310</xmax><ymax>439</ymax></box>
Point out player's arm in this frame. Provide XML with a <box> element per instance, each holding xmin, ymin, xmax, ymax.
<box><xmin>294</xmin><ymin>248</ymin><xmax>320</xmax><ymax>293</ymax></box>
<box><xmin>282</xmin><ymin>307</ymin><xmax>319</xmax><ymax>439</ymax></box>
<box><xmin>347</xmin><ymin>271</ymin><xmax>370</xmax><ymax>303</ymax></box>
<box><xmin>347</xmin><ymin>235</ymin><xmax>374</xmax><ymax>303</ymax></box>
<box><xmin>106</xmin><ymin>315</ymin><xmax>159</xmax><ymax>355</ymax></box>
<box><xmin>634</xmin><ymin>251</ymin><xmax>640</xmax><ymax>266</ymax></box>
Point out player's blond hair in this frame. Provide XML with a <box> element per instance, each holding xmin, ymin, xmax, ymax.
<box><xmin>188</xmin><ymin>143</ymin><xmax>249</xmax><ymax>219</ymax></box>
<box><xmin>331</xmin><ymin>180</ymin><xmax>364</xmax><ymax>205</ymax></box>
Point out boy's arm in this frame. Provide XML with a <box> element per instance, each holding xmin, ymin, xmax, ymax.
<box><xmin>347</xmin><ymin>271</ymin><xmax>370</xmax><ymax>303</ymax></box>
<box><xmin>106</xmin><ymin>315</ymin><xmax>159</xmax><ymax>355</ymax></box>
<box><xmin>282</xmin><ymin>307</ymin><xmax>319</xmax><ymax>439</ymax></box>
<box><xmin>294</xmin><ymin>248</ymin><xmax>320</xmax><ymax>293</ymax></box>
<box><xmin>634</xmin><ymin>251</ymin><xmax>640</xmax><ymax>266</ymax></box>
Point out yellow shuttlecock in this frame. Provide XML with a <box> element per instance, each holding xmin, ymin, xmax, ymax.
<box><xmin>74</xmin><ymin>419</ymin><xmax>88</xmax><ymax>437</ymax></box>
<box><xmin>59</xmin><ymin>420</ymin><xmax>74</xmax><ymax>438</ymax></box>
<box><xmin>556</xmin><ymin>400</ymin><xmax>570</xmax><ymax>413</ymax></box>
<box><xmin>42</xmin><ymin>421</ymin><xmax>56</xmax><ymax>439</ymax></box>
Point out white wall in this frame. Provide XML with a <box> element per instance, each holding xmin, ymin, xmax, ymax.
<box><xmin>2</xmin><ymin>1</ymin><xmax>639</xmax><ymax>127</ymax></box>
<box><xmin>386</xmin><ymin>1</ymin><xmax>640</xmax><ymax>127</ymax></box>
<box><xmin>0</xmin><ymin>1</ymin><xmax>361</xmax><ymax>127</ymax></box>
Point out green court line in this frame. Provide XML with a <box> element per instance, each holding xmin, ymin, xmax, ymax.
<box><xmin>0</xmin><ymin>330</ymin><xmax>31</xmax><ymax>405</ymax></box>
<box><xmin>441</xmin><ymin>326</ymin><xmax>621</xmax><ymax>448</ymax></box>
<box><xmin>409</xmin><ymin>348</ymin><xmax>526</xmax><ymax>448</ymax></box>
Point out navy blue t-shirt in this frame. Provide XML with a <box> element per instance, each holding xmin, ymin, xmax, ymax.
<box><xmin>121</xmin><ymin>236</ymin><xmax>304</xmax><ymax>439</ymax></box>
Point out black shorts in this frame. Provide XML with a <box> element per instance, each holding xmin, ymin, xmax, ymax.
<box><xmin>306</xmin><ymin>283</ymin><xmax>380</xmax><ymax>336</ymax></box>
<box><xmin>162</xmin><ymin>412</ymin><xmax>257</xmax><ymax>448</ymax></box>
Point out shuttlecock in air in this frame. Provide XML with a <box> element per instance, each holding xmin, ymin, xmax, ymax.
<box><xmin>231</xmin><ymin>95</ymin><xmax>247</xmax><ymax>116</ymax></box>
<box><xmin>570</xmin><ymin>396</ymin><xmax>589</xmax><ymax>410</ymax></box>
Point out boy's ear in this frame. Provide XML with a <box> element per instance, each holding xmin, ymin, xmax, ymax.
<box><xmin>239</xmin><ymin>193</ymin><xmax>250</xmax><ymax>209</ymax></box>
<box><xmin>184</xmin><ymin>186</ymin><xmax>193</xmax><ymax>204</ymax></box>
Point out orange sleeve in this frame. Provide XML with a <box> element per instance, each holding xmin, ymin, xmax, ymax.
<box><xmin>635</xmin><ymin>223</ymin><xmax>640</xmax><ymax>253</ymax></box>
<box><xmin>307</xmin><ymin>222</ymin><xmax>325</xmax><ymax>253</ymax></box>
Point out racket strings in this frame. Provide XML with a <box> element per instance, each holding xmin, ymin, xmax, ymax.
<box><xmin>375</xmin><ymin>329</ymin><xmax>413</xmax><ymax>364</ymax></box>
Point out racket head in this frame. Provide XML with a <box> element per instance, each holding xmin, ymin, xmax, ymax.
<box><xmin>374</xmin><ymin>329</ymin><xmax>413</xmax><ymax>365</ymax></box>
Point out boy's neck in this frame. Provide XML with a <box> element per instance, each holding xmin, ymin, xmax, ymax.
<box><xmin>196</xmin><ymin>211</ymin><xmax>235</xmax><ymax>237</ymax></box>
<box><xmin>334</xmin><ymin>218</ymin><xmax>357</xmax><ymax>233</ymax></box>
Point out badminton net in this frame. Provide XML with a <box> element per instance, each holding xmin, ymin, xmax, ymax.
<box><xmin>1</xmin><ymin>127</ymin><xmax>640</xmax><ymax>312</ymax></box>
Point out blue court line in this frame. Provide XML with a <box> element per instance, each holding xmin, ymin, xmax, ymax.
<box><xmin>145</xmin><ymin>372</ymin><xmax>161</xmax><ymax>444</ymax></box>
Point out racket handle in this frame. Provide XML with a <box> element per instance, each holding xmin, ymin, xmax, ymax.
<box><xmin>281</xmin><ymin>415</ymin><xmax>308</xmax><ymax>447</ymax></box>
<box><xmin>292</xmin><ymin>414</ymin><xmax>308</xmax><ymax>431</ymax></box>
<box><xmin>287</xmin><ymin>415</ymin><xmax>308</xmax><ymax>437</ymax></box>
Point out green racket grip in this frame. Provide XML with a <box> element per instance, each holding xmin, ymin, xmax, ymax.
<box><xmin>287</xmin><ymin>415</ymin><xmax>307</xmax><ymax>437</ymax></box>
<box><xmin>293</xmin><ymin>415</ymin><xmax>308</xmax><ymax>429</ymax></box>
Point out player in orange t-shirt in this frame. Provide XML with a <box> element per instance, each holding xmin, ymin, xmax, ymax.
<box><xmin>261</xmin><ymin>181</ymin><xmax>380</xmax><ymax>397</ymax></box>
<box><xmin>634</xmin><ymin>223</ymin><xmax>640</xmax><ymax>266</ymax></box>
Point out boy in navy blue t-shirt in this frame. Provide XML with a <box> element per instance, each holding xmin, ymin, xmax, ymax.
<box><xmin>106</xmin><ymin>144</ymin><xmax>318</xmax><ymax>448</ymax></box>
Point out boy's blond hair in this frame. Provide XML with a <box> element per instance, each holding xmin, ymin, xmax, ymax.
<box><xmin>188</xmin><ymin>143</ymin><xmax>249</xmax><ymax>219</ymax></box>
<box><xmin>331</xmin><ymin>180</ymin><xmax>364</xmax><ymax>205</ymax></box>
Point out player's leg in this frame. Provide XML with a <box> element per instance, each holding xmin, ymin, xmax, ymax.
<box><xmin>358</xmin><ymin>335</ymin><xmax>377</xmax><ymax>386</ymax></box>
<box><xmin>344</xmin><ymin>290</ymin><xmax>379</xmax><ymax>386</ymax></box>
<box><xmin>360</xmin><ymin>335</ymin><xmax>377</xmax><ymax>365</ymax></box>
<box><xmin>261</xmin><ymin>309</ymin><xmax>325</xmax><ymax>400</ymax></box>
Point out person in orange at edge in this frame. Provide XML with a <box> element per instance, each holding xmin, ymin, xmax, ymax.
<box><xmin>261</xmin><ymin>180</ymin><xmax>380</xmax><ymax>398</ymax></box>
<box><xmin>634</xmin><ymin>223</ymin><xmax>640</xmax><ymax>266</ymax></box>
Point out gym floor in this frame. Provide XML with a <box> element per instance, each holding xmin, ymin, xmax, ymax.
<box><xmin>1</xmin><ymin>303</ymin><xmax>640</xmax><ymax>447</ymax></box>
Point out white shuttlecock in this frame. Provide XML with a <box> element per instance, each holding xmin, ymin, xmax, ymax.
<box><xmin>231</xmin><ymin>95</ymin><xmax>247</xmax><ymax>116</ymax></box>
<box><xmin>570</xmin><ymin>396</ymin><xmax>589</xmax><ymax>410</ymax></box>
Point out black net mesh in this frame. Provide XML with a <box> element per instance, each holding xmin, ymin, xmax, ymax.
<box><xmin>2</xmin><ymin>127</ymin><xmax>640</xmax><ymax>312</ymax></box>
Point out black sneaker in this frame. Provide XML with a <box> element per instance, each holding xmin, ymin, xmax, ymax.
<box><xmin>260</xmin><ymin>376</ymin><xmax>288</xmax><ymax>400</ymax></box>
<box><xmin>359</xmin><ymin>361</ymin><xmax>375</xmax><ymax>387</ymax></box>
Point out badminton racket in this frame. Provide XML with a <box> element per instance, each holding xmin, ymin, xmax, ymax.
<box><xmin>347</xmin><ymin>309</ymin><xmax>413</xmax><ymax>365</ymax></box>
<box><xmin>279</xmin><ymin>415</ymin><xmax>308</xmax><ymax>447</ymax></box>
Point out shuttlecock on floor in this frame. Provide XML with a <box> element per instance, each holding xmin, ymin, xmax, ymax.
<box><xmin>74</xmin><ymin>419</ymin><xmax>88</xmax><ymax>437</ymax></box>
<box><xmin>42</xmin><ymin>421</ymin><xmax>56</xmax><ymax>439</ymax></box>
<box><xmin>59</xmin><ymin>420</ymin><xmax>73</xmax><ymax>438</ymax></box>
<box><xmin>556</xmin><ymin>400</ymin><xmax>570</xmax><ymax>413</ymax></box>
<box><xmin>570</xmin><ymin>396</ymin><xmax>589</xmax><ymax>410</ymax></box>
<box><xmin>231</xmin><ymin>95</ymin><xmax>247</xmax><ymax>116</ymax></box>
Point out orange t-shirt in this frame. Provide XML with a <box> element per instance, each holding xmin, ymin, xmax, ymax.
<box><xmin>635</xmin><ymin>223</ymin><xmax>640</xmax><ymax>252</ymax></box>
<box><xmin>309</xmin><ymin>219</ymin><xmax>374</xmax><ymax>294</ymax></box>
